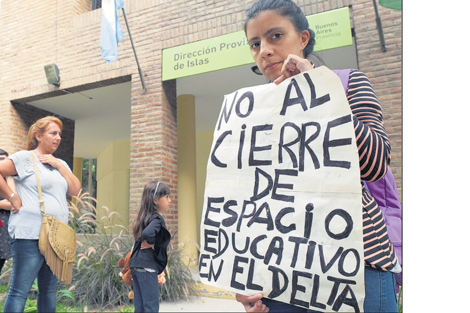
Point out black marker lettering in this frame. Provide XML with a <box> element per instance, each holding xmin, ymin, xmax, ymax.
<box><xmin>300</xmin><ymin>122</ymin><xmax>321</xmax><ymax>171</ymax></box>
<box><xmin>236</xmin><ymin>201</ymin><xmax>257</xmax><ymax>232</ymax></box>
<box><xmin>290</xmin><ymin>270</ymin><xmax>312</xmax><ymax>308</ymax></box>
<box><xmin>304</xmin><ymin>203</ymin><xmax>314</xmax><ymax>239</ymax></box>
<box><xmin>204</xmin><ymin>197</ymin><xmax>223</xmax><ymax>227</ymax></box>
<box><xmin>230</xmin><ymin>256</ymin><xmax>249</xmax><ymax>290</ymax></box>
<box><xmin>323</xmin><ymin>115</ymin><xmax>352</xmax><ymax>169</ymax></box>
<box><xmin>267</xmin><ymin>265</ymin><xmax>289</xmax><ymax>298</ymax></box>
<box><xmin>217</xmin><ymin>91</ymin><xmax>237</xmax><ymax>131</ymax></box>
<box><xmin>305</xmin><ymin>241</ymin><xmax>316</xmax><ymax>269</ymax></box>
<box><xmin>310</xmin><ymin>274</ymin><xmax>327</xmax><ymax>309</ymax></box>
<box><xmin>247</xmin><ymin>258</ymin><xmax>263</xmax><ymax>291</ymax></box>
<box><xmin>222</xmin><ymin>200</ymin><xmax>238</xmax><ymax>227</ymax></box>
<box><xmin>213</xmin><ymin>228</ymin><xmax>229</xmax><ymax>259</ymax></box>
<box><xmin>238</xmin><ymin>124</ymin><xmax>246</xmax><ymax>169</ymax></box>
<box><xmin>278</xmin><ymin>122</ymin><xmax>301</xmax><ymax>168</ymax></box>
<box><xmin>208</xmin><ymin>259</ymin><xmax>224</xmax><ymax>282</ymax></box>
<box><xmin>203</xmin><ymin>229</ymin><xmax>218</xmax><ymax>254</ymax></box>
<box><xmin>210</xmin><ymin>131</ymin><xmax>232</xmax><ymax>168</ymax></box>
<box><xmin>288</xmin><ymin>236</ymin><xmax>308</xmax><ymax>268</ymax></box>
<box><xmin>199</xmin><ymin>254</ymin><xmax>210</xmax><ymax>278</ymax></box>
<box><xmin>272</xmin><ymin>169</ymin><xmax>298</xmax><ymax>203</ymax></box>
<box><xmin>249</xmin><ymin>124</ymin><xmax>273</xmax><ymax>166</ymax></box>
<box><xmin>250</xmin><ymin>235</ymin><xmax>267</xmax><ymax>260</ymax></box>
<box><xmin>235</xmin><ymin>91</ymin><xmax>254</xmax><ymax>118</ymax></box>
<box><xmin>281</xmin><ymin>78</ymin><xmax>307</xmax><ymax>115</ymax></box>
<box><xmin>338</xmin><ymin>248</ymin><xmax>360</xmax><ymax>277</ymax></box>
<box><xmin>251</xmin><ymin>167</ymin><xmax>273</xmax><ymax>201</ymax></box>
<box><xmin>303</xmin><ymin>73</ymin><xmax>331</xmax><ymax>109</ymax></box>
<box><xmin>326</xmin><ymin>276</ymin><xmax>359</xmax><ymax>312</ymax></box>
<box><xmin>232</xmin><ymin>232</ymin><xmax>250</xmax><ymax>254</ymax></box>
<box><xmin>275</xmin><ymin>207</ymin><xmax>296</xmax><ymax>234</ymax></box>
<box><xmin>247</xmin><ymin>202</ymin><xmax>274</xmax><ymax>231</ymax></box>
<box><xmin>325</xmin><ymin>209</ymin><xmax>353</xmax><ymax>240</ymax></box>
<box><xmin>319</xmin><ymin>245</ymin><xmax>344</xmax><ymax>274</ymax></box>
<box><xmin>264</xmin><ymin>236</ymin><xmax>284</xmax><ymax>266</ymax></box>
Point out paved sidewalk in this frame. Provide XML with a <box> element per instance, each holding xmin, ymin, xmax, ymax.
<box><xmin>160</xmin><ymin>296</ymin><xmax>244</xmax><ymax>312</ymax></box>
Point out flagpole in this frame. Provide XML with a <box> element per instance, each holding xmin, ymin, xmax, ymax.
<box><xmin>372</xmin><ymin>0</ymin><xmax>386</xmax><ymax>52</ymax></box>
<box><xmin>121</xmin><ymin>7</ymin><xmax>147</xmax><ymax>91</ymax></box>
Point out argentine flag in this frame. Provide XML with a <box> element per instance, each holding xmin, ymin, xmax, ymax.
<box><xmin>100</xmin><ymin>0</ymin><xmax>125</xmax><ymax>63</ymax></box>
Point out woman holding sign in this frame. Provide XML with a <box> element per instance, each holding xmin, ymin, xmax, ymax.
<box><xmin>235</xmin><ymin>0</ymin><xmax>400</xmax><ymax>312</ymax></box>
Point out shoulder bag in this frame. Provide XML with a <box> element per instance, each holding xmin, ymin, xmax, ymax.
<box><xmin>31</xmin><ymin>152</ymin><xmax>77</xmax><ymax>284</ymax></box>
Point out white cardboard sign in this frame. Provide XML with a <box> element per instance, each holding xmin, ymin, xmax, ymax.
<box><xmin>199</xmin><ymin>66</ymin><xmax>365</xmax><ymax>312</ymax></box>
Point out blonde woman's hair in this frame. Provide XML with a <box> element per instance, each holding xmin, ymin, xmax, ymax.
<box><xmin>26</xmin><ymin>116</ymin><xmax>63</xmax><ymax>150</ymax></box>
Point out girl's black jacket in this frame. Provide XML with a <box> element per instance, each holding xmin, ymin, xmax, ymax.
<box><xmin>129</xmin><ymin>212</ymin><xmax>171</xmax><ymax>274</ymax></box>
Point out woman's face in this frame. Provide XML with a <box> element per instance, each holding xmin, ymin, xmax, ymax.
<box><xmin>155</xmin><ymin>194</ymin><xmax>171</xmax><ymax>213</ymax></box>
<box><xmin>36</xmin><ymin>122</ymin><xmax>62</xmax><ymax>154</ymax></box>
<box><xmin>246</xmin><ymin>10</ymin><xmax>310</xmax><ymax>82</ymax></box>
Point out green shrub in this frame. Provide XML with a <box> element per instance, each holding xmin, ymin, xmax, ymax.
<box><xmin>0</xmin><ymin>192</ymin><xmax>199</xmax><ymax>311</ymax></box>
<box><xmin>397</xmin><ymin>286</ymin><xmax>403</xmax><ymax>313</ymax></box>
<box><xmin>160</xmin><ymin>237</ymin><xmax>198</xmax><ymax>302</ymax></box>
<box><xmin>70</xmin><ymin>194</ymin><xmax>134</xmax><ymax>310</ymax></box>
<box><xmin>69</xmin><ymin>192</ymin><xmax>198</xmax><ymax>310</ymax></box>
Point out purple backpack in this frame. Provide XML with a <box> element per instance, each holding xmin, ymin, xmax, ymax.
<box><xmin>333</xmin><ymin>69</ymin><xmax>402</xmax><ymax>291</ymax></box>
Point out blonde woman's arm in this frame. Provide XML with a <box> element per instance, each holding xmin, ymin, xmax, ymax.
<box><xmin>0</xmin><ymin>177</ymin><xmax>17</xmax><ymax>211</ymax></box>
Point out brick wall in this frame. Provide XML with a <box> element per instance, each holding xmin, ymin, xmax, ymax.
<box><xmin>351</xmin><ymin>0</ymin><xmax>402</xmax><ymax>196</ymax></box>
<box><xmin>0</xmin><ymin>0</ymin><xmax>403</xmax><ymax>238</ymax></box>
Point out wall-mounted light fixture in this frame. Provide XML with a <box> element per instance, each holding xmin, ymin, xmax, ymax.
<box><xmin>43</xmin><ymin>63</ymin><xmax>92</xmax><ymax>99</ymax></box>
<box><xmin>44</xmin><ymin>64</ymin><xmax>60</xmax><ymax>87</ymax></box>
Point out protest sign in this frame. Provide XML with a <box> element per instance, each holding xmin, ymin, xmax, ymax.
<box><xmin>199</xmin><ymin>66</ymin><xmax>364</xmax><ymax>312</ymax></box>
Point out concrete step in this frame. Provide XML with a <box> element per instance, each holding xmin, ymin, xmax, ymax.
<box><xmin>189</xmin><ymin>265</ymin><xmax>236</xmax><ymax>300</ymax></box>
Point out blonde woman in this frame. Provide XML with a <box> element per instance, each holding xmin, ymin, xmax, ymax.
<box><xmin>0</xmin><ymin>116</ymin><xmax>80</xmax><ymax>312</ymax></box>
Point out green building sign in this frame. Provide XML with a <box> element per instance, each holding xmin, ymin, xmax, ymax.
<box><xmin>162</xmin><ymin>7</ymin><xmax>352</xmax><ymax>81</ymax></box>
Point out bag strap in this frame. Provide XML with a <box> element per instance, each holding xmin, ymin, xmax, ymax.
<box><xmin>30</xmin><ymin>151</ymin><xmax>45</xmax><ymax>214</ymax></box>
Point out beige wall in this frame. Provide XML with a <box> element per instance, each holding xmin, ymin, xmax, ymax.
<box><xmin>96</xmin><ymin>140</ymin><xmax>130</xmax><ymax>229</ymax></box>
<box><xmin>195</xmin><ymin>129</ymin><xmax>214</xmax><ymax>245</ymax></box>
<box><xmin>72</xmin><ymin>157</ymin><xmax>83</xmax><ymax>207</ymax></box>
<box><xmin>73</xmin><ymin>157</ymin><xmax>83</xmax><ymax>186</ymax></box>
<box><xmin>177</xmin><ymin>95</ymin><xmax>198</xmax><ymax>264</ymax></box>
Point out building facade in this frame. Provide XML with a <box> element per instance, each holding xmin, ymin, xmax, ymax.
<box><xmin>0</xmin><ymin>0</ymin><xmax>401</xmax><ymax>256</ymax></box>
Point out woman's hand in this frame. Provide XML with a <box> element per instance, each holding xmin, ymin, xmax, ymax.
<box><xmin>10</xmin><ymin>193</ymin><xmax>22</xmax><ymax>214</ymax></box>
<box><xmin>273</xmin><ymin>54</ymin><xmax>313</xmax><ymax>85</ymax></box>
<box><xmin>37</xmin><ymin>154</ymin><xmax>61</xmax><ymax>168</ymax></box>
<box><xmin>37</xmin><ymin>154</ymin><xmax>81</xmax><ymax>196</ymax></box>
<box><xmin>236</xmin><ymin>293</ymin><xmax>269</xmax><ymax>312</ymax></box>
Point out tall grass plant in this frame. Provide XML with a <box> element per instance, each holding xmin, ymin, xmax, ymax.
<box><xmin>0</xmin><ymin>191</ymin><xmax>198</xmax><ymax>311</ymax></box>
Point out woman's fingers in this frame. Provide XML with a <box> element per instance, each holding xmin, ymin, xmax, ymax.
<box><xmin>236</xmin><ymin>293</ymin><xmax>268</xmax><ymax>312</ymax></box>
<box><xmin>11</xmin><ymin>196</ymin><xmax>21</xmax><ymax>214</ymax></box>
<box><xmin>273</xmin><ymin>74</ymin><xmax>286</xmax><ymax>85</ymax></box>
<box><xmin>274</xmin><ymin>55</ymin><xmax>314</xmax><ymax>85</ymax></box>
<box><xmin>38</xmin><ymin>154</ymin><xmax>60</xmax><ymax>168</ymax></box>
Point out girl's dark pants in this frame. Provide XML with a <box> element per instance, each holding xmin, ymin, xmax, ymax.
<box><xmin>131</xmin><ymin>268</ymin><xmax>160</xmax><ymax>313</ymax></box>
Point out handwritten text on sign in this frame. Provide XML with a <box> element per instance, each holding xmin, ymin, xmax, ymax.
<box><xmin>199</xmin><ymin>67</ymin><xmax>365</xmax><ymax>312</ymax></box>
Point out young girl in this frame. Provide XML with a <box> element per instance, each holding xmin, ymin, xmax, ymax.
<box><xmin>129</xmin><ymin>181</ymin><xmax>171</xmax><ymax>313</ymax></box>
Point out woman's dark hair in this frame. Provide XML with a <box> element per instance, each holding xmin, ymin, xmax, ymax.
<box><xmin>132</xmin><ymin>180</ymin><xmax>171</xmax><ymax>241</ymax></box>
<box><xmin>244</xmin><ymin>0</ymin><xmax>316</xmax><ymax>58</ymax></box>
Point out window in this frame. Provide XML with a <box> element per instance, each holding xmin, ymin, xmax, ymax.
<box><xmin>92</xmin><ymin>0</ymin><xmax>102</xmax><ymax>10</ymax></box>
<box><xmin>81</xmin><ymin>159</ymin><xmax>97</xmax><ymax>199</ymax></box>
